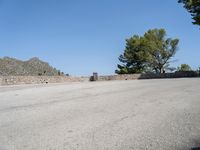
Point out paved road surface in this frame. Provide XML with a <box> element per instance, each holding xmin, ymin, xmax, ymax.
<box><xmin>0</xmin><ymin>78</ymin><xmax>200</xmax><ymax>150</ymax></box>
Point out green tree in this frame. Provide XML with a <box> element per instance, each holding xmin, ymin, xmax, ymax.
<box><xmin>178</xmin><ymin>0</ymin><xmax>200</xmax><ymax>26</ymax></box>
<box><xmin>144</xmin><ymin>29</ymin><xmax>179</xmax><ymax>73</ymax></box>
<box><xmin>177</xmin><ymin>64</ymin><xmax>192</xmax><ymax>71</ymax></box>
<box><xmin>115</xmin><ymin>35</ymin><xmax>149</xmax><ymax>74</ymax></box>
<box><xmin>116</xmin><ymin>29</ymin><xmax>179</xmax><ymax>74</ymax></box>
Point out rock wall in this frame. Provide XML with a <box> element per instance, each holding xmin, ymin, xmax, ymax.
<box><xmin>98</xmin><ymin>74</ymin><xmax>141</xmax><ymax>81</ymax></box>
<box><xmin>0</xmin><ymin>71</ymin><xmax>199</xmax><ymax>85</ymax></box>
<box><xmin>98</xmin><ymin>71</ymin><xmax>199</xmax><ymax>81</ymax></box>
<box><xmin>0</xmin><ymin>76</ymin><xmax>82</xmax><ymax>86</ymax></box>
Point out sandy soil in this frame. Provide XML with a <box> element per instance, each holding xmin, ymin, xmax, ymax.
<box><xmin>0</xmin><ymin>78</ymin><xmax>200</xmax><ymax>150</ymax></box>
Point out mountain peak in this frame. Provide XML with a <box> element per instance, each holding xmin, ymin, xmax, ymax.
<box><xmin>28</xmin><ymin>57</ymin><xmax>41</xmax><ymax>62</ymax></box>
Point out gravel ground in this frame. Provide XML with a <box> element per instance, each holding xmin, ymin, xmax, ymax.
<box><xmin>0</xmin><ymin>78</ymin><xmax>200</xmax><ymax>150</ymax></box>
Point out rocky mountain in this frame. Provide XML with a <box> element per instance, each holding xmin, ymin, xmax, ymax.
<box><xmin>0</xmin><ymin>57</ymin><xmax>63</xmax><ymax>76</ymax></box>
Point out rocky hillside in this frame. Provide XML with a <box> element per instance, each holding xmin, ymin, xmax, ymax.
<box><xmin>0</xmin><ymin>57</ymin><xmax>63</xmax><ymax>76</ymax></box>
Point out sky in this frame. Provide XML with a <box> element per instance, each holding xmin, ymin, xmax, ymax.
<box><xmin>0</xmin><ymin>0</ymin><xmax>199</xmax><ymax>76</ymax></box>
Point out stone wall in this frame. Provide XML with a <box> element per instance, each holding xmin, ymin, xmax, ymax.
<box><xmin>0</xmin><ymin>71</ymin><xmax>199</xmax><ymax>85</ymax></box>
<box><xmin>0</xmin><ymin>76</ymin><xmax>82</xmax><ymax>86</ymax></box>
<box><xmin>98</xmin><ymin>71</ymin><xmax>199</xmax><ymax>81</ymax></box>
<box><xmin>139</xmin><ymin>71</ymin><xmax>199</xmax><ymax>79</ymax></box>
<box><xmin>98</xmin><ymin>74</ymin><xmax>141</xmax><ymax>81</ymax></box>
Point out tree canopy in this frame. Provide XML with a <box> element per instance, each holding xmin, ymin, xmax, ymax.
<box><xmin>115</xmin><ymin>35</ymin><xmax>148</xmax><ymax>74</ymax></box>
<box><xmin>178</xmin><ymin>0</ymin><xmax>200</xmax><ymax>26</ymax></box>
<box><xmin>116</xmin><ymin>29</ymin><xmax>179</xmax><ymax>74</ymax></box>
<box><xmin>177</xmin><ymin>64</ymin><xmax>192</xmax><ymax>71</ymax></box>
<box><xmin>144</xmin><ymin>29</ymin><xmax>179</xmax><ymax>73</ymax></box>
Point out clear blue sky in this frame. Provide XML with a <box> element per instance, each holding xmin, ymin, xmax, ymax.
<box><xmin>0</xmin><ymin>0</ymin><xmax>199</xmax><ymax>76</ymax></box>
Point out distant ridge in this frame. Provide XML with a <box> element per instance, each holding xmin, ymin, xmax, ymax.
<box><xmin>0</xmin><ymin>57</ymin><xmax>64</xmax><ymax>76</ymax></box>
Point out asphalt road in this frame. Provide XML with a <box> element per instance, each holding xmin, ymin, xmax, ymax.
<box><xmin>0</xmin><ymin>78</ymin><xmax>200</xmax><ymax>150</ymax></box>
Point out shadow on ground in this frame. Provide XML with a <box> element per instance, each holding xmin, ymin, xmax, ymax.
<box><xmin>191</xmin><ymin>147</ymin><xmax>200</xmax><ymax>150</ymax></box>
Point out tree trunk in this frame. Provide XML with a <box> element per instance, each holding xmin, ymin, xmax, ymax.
<box><xmin>159</xmin><ymin>68</ymin><xmax>162</xmax><ymax>74</ymax></box>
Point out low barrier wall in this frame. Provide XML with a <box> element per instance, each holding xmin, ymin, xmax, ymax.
<box><xmin>0</xmin><ymin>76</ymin><xmax>82</xmax><ymax>86</ymax></box>
<box><xmin>98</xmin><ymin>71</ymin><xmax>199</xmax><ymax>81</ymax></box>
<box><xmin>98</xmin><ymin>74</ymin><xmax>141</xmax><ymax>81</ymax></box>
<box><xmin>0</xmin><ymin>71</ymin><xmax>199</xmax><ymax>85</ymax></box>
